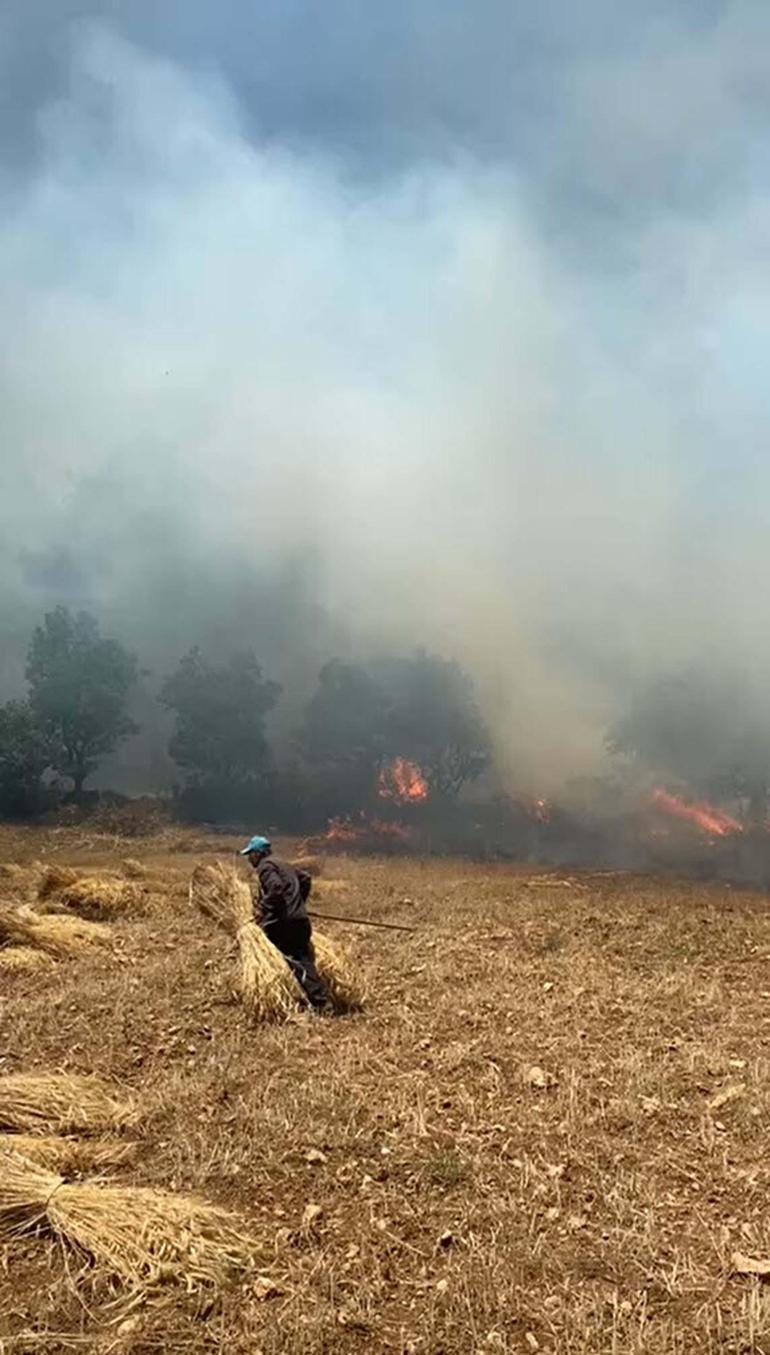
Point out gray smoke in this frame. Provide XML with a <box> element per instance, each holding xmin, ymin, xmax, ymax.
<box><xmin>2</xmin><ymin>6</ymin><xmax>770</xmax><ymax>795</ymax></box>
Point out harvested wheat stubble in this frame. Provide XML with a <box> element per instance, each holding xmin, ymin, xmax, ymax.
<box><xmin>43</xmin><ymin>875</ymin><xmax>143</xmax><ymax>921</ymax></box>
<box><xmin>0</xmin><ymin>946</ymin><xmax>56</xmax><ymax>972</ymax></box>
<box><xmin>0</xmin><ymin>1148</ymin><xmax>257</xmax><ymax>1290</ymax></box>
<box><xmin>190</xmin><ymin>862</ymin><xmax>300</xmax><ymax>1021</ymax></box>
<box><xmin>0</xmin><ymin>1073</ymin><xmax>139</xmax><ymax>1135</ymax></box>
<box><xmin>0</xmin><ymin>903</ymin><xmax>110</xmax><ymax>955</ymax></box>
<box><xmin>0</xmin><ymin>1134</ymin><xmax>136</xmax><ymax>1174</ymax></box>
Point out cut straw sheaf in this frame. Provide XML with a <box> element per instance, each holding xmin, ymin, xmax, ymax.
<box><xmin>0</xmin><ymin>1148</ymin><xmax>257</xmax><ymax>1290</ymax></box>
<box><xmin>0</xmin><ymin>1073</ymin><xmax>139</xmax><ymax>1135</ymax></box>
<box><xmin>312</xmin><ymin>933</ymin><xmax>365</xmax><ymax>1013</ymax></box>
<box><xmin>0</xmin><ymin>945</ymin><xmax>56</xmax><ymax>972</ymax></box>
<box><xmin>190</xmin><ymin>862</ymin><xmax>300</xmax><ymax>1022</ymax></box>
<box><xmin>37</xmin><ymin>863</ymin><xmax>80</xmax><ymax>899</ymax></box>
<box><xmin>190</xmin><ymin>860</ymin><xmax>365</xmax><ymax>1016</ymax></box>
<box><xmin>38</xmin><ymin>869</ymin><xmax>144</xmax><ymax>920</ymax></box>
<box><xmin>0</xmin><ymin>1133</ymin><xmax>136</xmax><ymax>1174</ymax></box>
<box><xmin>0</xmin><ymin>902</ymin><xmax>110</xmax><ymax>956</ymax></box>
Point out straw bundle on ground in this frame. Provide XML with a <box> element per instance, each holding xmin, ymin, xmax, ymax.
<box><xmin>0</xmin><ymin>946</ymin><xmax>56</xmax><ymax>972</ymax></box>
<box><xmin>0</xmin><ymin>862</ymin><xmax>26</xmax><ymax>881</ymax></box>
<box><xmin>190</xmin><ymin>863</ymin><xmax>300</xmax><ymax>1021</ymax></box>
<box><xmin>0</xmin><ymin>1134</ymin><xmax>136</xmax><ymax>1174</ymax></box>
<box><xmin>313</xmin><ymin>932</ymin><xmax>365</xmax><ymax>1013</ymax></box>
<box><xmin>37</xmin><ymin>863</ymin><xmax>79</xmax><ymax>899</ymax></box>
<box><xmin>120</xmin><ymin>857</ymin><xmax>146</xmax><ymax>880</ymax></box>
<box><xmin>0</xmin><ymin>1148</ymin><xmax>256</xmax><ymax>1289</ymax></box>
<box><xmin>0</xmin><ymin>903</ymin><xmax>110</xmax><ymax>955</ymax></box>
<box><xmin>43</xmin><ymin>875</ymin><xmax>143</xmax><ymax>921</ymax></box>
<box><xmin>0</xmin><ymin>1073</ymin><xmax>139</xmax><ymax>1135</ymax></box>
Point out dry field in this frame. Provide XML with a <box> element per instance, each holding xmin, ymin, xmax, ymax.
<box><xmin>2</xmin><ymin>824</ymin><xmax>770</xmax><ymax>1353</ymax></box>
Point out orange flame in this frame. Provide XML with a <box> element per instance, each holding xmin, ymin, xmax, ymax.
<box><xmin>378</xmin><ymin>757</ymin><xmax>429</xmax><ymax>805</ymax></box>
<box><xmin>651</xmin><ymin>788</ymin><xmax>741</xmax><ymax>838</ymax></box>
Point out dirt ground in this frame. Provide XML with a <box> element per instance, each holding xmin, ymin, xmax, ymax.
<box><xmin>2</xmin><ymin>823</ymin><xmax>770</xmax><ymax>1353</ymax></box>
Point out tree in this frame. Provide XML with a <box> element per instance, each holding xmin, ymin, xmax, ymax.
<box><xmin>26</xmin><ymin>607</ymin><xmax>138</xmax><ymax>796</ymax></box>
<box><xmin>375</xmin><ymin>652</ymin><xmax>492</xmax><ymax>798</ymax></box>
<box><xmin>300</xmin><ymin>660</ymin><xmax>388</xmax><ymax>812</ymax></box>
<box><xmin>0</xmin><ymin>700</ymin><xmax>53</xmax><ymax>817</ymax></box>
<box><xmin>299</xmin><ymin>652</ymin><xmax>491</xmax><ymax>813</ymax></box>
<box><xmin>160</xmin><ymin>648</ymin><xmax>280</xmax><ymax>796</ymax></box>
<box><xmin>608</xmin><ymin>668</ymin><xmax>770</xmax><ymax>823</ymax></box>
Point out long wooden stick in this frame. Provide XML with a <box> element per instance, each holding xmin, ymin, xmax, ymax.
<box><xmin>308</xmin><ymin>909</ymin><xmax>416</xmax><ymax>933</ymax></box>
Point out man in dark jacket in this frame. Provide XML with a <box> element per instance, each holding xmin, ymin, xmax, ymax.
<box><xmin>239</xmin><ymin>835</ymin><xmax>331</xmax><ymax>1012</ymax></box>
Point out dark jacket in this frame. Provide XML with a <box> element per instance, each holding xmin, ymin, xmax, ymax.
<box><xmin>253</xmin><ymin>857</ymin><xmax>312</xmax><ymax>930</ymax></box>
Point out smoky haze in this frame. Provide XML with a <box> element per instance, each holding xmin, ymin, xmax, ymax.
<box><xmin>2</xmin><ymin>5</ymin><xmax>770</xmax><ymax>797</ymax></box>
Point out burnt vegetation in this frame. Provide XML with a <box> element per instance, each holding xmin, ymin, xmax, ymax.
<box><xmin>5</xmin><ymin>610</ymin><xmax>770</xmax><ymax>883</ymax></box>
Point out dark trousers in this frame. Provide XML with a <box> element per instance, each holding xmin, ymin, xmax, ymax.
<box><xmin>264</xmin><ymin>918</ymin><xmax>331</xmax><ymax>1010</ymax></box>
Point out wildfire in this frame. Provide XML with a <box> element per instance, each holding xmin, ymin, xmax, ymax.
<box><xmin>378</xmin><ymin>757</ymin><xmax>429</xmax><ymax>805</ymax></box>
<box><xmin>325</xmin><ymin>814</ymin><xmax>410</xmax><ymax>844</ymax></box>
<box><xmin>651</xmin><ymin>788</ymin><xmax>741</xmax><ymax>838</ymax></box>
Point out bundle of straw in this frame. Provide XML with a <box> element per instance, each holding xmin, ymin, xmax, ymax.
<box><xmin>41</xmin><ymin>875</ymin><xmax>143</xmax><ymax>921</ymax></box>
<box><xmin>0</xmin><ymin>946</ymin><xmax>56</xmax><ymax>972</ymax></box>
<box><xmin>120</xmin><ymin>858</ymin><xmax>146</xmax><ymax>880</ymax></box>
<box><xmin>190</xmin><ymin>863</ymin><xmax>300</xmax><ymax>1021</ymax></box>
<box><xmin>190</xmin><ymin>861</ymin><xmax>364</xmax><ymax>1016</ymax></box>
<box><xmin>0</xmin><ymin>1134</ymin><xmax>136</xmax><ymax>1174</ymax></box>
<box><xmin>0</xmin><ymin>903</ymin><xmax>110</xmax><ymax>955</ymax></box>
<box><xmin>313</xmin><ymin>933</ymin><xmax>365</xmax><ymax>1013</ymax></box>
<box><xmin>0</xmin><ymin>1148</ymin><xmax>256</xmax><ymax>1289</ymax></box>
<box><xmin>0</xmin><ymin>1073</ymin><xmax>138</xmax><ymax>1135</ymax></box>
<box><xmin>0</xmin><ymin>862</ymin><xmax>26</xmax><ymax>881</ymax></box>
<box><xmin>37</xmin><ymin>863</ymin><xmax>79</xmax><ymax>899</ymax></box>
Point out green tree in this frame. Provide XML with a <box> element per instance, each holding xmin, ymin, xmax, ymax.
<box><xmin>160</xmin><ymin>648</ymin><xmax>280</xmax><ymax>790</ymax></box>
<box><xmin>300</xmin><ymin>652</ymin><xmax>491</xmax><ymax>812</ymax></box>
<box><xmin>376</xmin><ymin>651</ymin><xmax>491</xmax><ymax>798</ymax></box>
<box><xmin>26</xmin><ymin>607</ymin><xmax>138</xmax><ymax>796</ymax></box>
<box><xmin>0</xmin><ymin>700</ymin><xmax>53</xmax><ymax>817</ymax></box>
<box><xmin>300</xmin><ymin>660</ymin><xmax>388</xmax><ymax>812</ymax></box>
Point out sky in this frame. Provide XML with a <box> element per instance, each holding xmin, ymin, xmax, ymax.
<box><xmin>2</xmin><ymin>2</ymin><xmax>770</xmax><ymax>792</ymax></box>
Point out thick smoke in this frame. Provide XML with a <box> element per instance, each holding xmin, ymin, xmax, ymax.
<box><xmin>2</xmin><ymin>11</ymin><xmax>769</xmax><ymax>795</ymax></box>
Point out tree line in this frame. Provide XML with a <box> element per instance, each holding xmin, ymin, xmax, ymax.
<box><xmin>0</xmin><ymin>606</ymin><xmax>492</xmax><ymax>825</ymax></box>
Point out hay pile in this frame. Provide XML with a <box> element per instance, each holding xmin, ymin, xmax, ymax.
<box><xmin>38</xmin><ymin>871</ymin><xmax>143</xmax><ymax>920</ymax></box>
<box><xmin>37</xmin><ymin>863</ymin><xmax>79</xmax><ymax>899</ymax></box>
<box><xmin>0</xmin><ymin>1148</ymin><xmax>256</xmax><ymax>1289</ymax></box>
<box><xmin>0</xmin><ymin>946</ymin><xmax>56</xmax><ymax>972</ymax></box>
<box><xmin>313</xmin><ymin>933</ymin><xmax>365</xmax><ymax>1013</ymax></box>
<box><xmin>120</xmin><ymin>857</ymin><xmax>146</xmax><ymax>880</ymax></box>
<box><xmin>0</xmin><ymin>1133</ymin><xmax>136</xmax><ymax>1174</ymax></box>
<box><xmin>191</xmin><ymin>863</ymin><xmax>300</xmax><ymax>1021</ymax></box>
<box><xmin>0</xmin><ymin>902</ymin><xmax>110</xmax><ymax>956</ymax></box>
<box><xmin>0</xmin><ymin>1073</ymin><xmax>138</xmax><ymax>1135</ymax></box>
<box><xmin>190</xmin><ymin>861</ymin><xmax>364</xmax><ymax>1016</ymax></box>
<box><xmin>0</xmin><ymin>862</ymin><xmax>27</xmax><ymax>882</ymax></box>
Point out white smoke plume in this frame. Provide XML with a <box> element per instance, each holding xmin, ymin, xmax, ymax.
<box><xmin>2</xmin><ymin>14</ymin><xmax>769</xmax><ymax>794</ymax></box>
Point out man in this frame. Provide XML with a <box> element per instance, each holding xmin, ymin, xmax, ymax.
<box><xmin>239</xmin><ymin>834</ymin><xmax>332</xmax><ymax>1012</ymax></box>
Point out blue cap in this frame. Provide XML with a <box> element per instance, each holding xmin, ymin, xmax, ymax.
<box><xmin>239</xmin><ymin>834</ymin><xmax>271</xmax><ymax>856</ymax></box>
